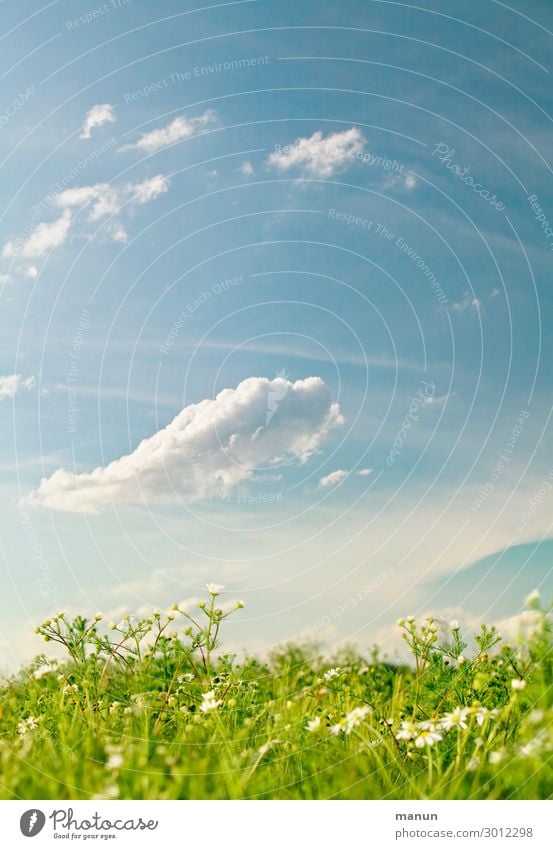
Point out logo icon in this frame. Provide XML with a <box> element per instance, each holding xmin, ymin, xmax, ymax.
<box><xmin>20</xmin><ymin>810</ymin><xmax>46</xmax><ymax>837</ymax></box>
<box><xmin>266</xmin><ymin>369</ymin><xmax>290</xmax><ymax>425</ymax></box>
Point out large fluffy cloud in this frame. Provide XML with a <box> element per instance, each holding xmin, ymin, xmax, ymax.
<box><xmin>267</xmin><ymin>127</ymin><xmax>366</xmax><ymax>177</ymax></box>
<box><xmin>119</xmin><ymin>111</ymin><xmax>216</xmax><ymax>153</ymax></box>
<box><xmin>25</xmin><ymin>376</ymin><xmax>344</xmax><ymax>513</ymax></box>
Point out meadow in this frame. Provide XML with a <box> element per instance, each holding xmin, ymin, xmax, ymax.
<box><xmin>0</xmin><ymin>586</ymin><xmax>551</xmax><ymax>800</ymax></box>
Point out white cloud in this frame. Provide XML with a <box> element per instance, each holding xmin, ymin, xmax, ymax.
<box><xmin>357</xmin><ymin>468</ymin><xmax>373</xmax><ymax>477</ymax></box>
<box><xmin>25</xmin><ymin>375</ymin><xmax>344</xmax><ymax>514</ymax></box>
<box><xmin>2</xmin><ymin>211</ymin><xmax>72</xmax><ymax>260</ymax></box>
<box><xmin>24</xmin><ymin>266</ymin><xmax>38</xmax><ymax>279</ymax></box>
<box><xmin>319</xmin><ymin>469</ymin><xmax>348</xmax><ymax>488</ymax></box>
<box><xmin>450</xmin><ymin>293</ymin><xmax>482</xmax><ymax>313</ymax></box>
<box><xmin>55</xmin><ymin>184</ymin><xmax>121</xmax><ymax>221</ymax></box>
<box><xmin>0</xmin><ymin>374</ymin><xmax>36</xmax><ymax>401</ymax></box>
<box><xmin>119</xmin><ymin>111</ymin><xmax>216</xmax><ymax>153</ymax></box>
<box><xmin>128</xmin><ymin>174</ymin><xmax>170</xmax><ymax>204</ymax></box>
<box><xmin>2</xmin><ymin>176</ymin><xmax>170</xmax><ymax>260</ymax></box>
<box><xmin>80</xmin><ymin>104</ymin><xmax>116</xmax><ymax>140</ymax></box>
<box><xmin>240</xmin><ymin>161</ymin><xmax>254</xmax><ymax>177</ymax></box>
<box><xmin>267</xmin><ymin>127</ymin><xmax>366</xmax><ymax>178</ymax></box>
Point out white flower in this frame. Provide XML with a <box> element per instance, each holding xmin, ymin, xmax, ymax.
<box><xmin>525</xmin><ymin>589</ymin><xmax>540</xmax><ymax>605</ymax></box>
<box><xmin>343</xmin><ymin>706</ymin><xmax>371</xmax><ymax>733</ymax></box>
<box><xmin>450</xmin><ymin>619</ymin><xmax>460</xmax><ymax>630</ymax></box>
<box><xmin>489</xmin><ymin>750</ymin><xmax>504</xmax><ymax>764</ymax></box>
<box><xmin>511</xmin><ymin>679</ymin><xmax>526</xmax><ymax>691</ymax></box>
<box><xmin>200</xmin><ymin>690</ymin><xmax>221</xmax><ymax>713</ymax></box>
<box><xmin>206</xmin><ymin>583</ymin><xmax>225</xmax><ymax>595</ymax></box>
<box><xmin>306</xmin><ymin>716</ymin><xmax>322</xmax><ymax>733</ymax></box>
<box><xmin>396</xmin><ymin>721</ymin><xmax>418</xmax><ymax>741</ymax></box>
<box><xmin>329</xmin><ymin>722</ymin><xmax>344</xmax><ymax>735</ymax></box>
<box><xmin>414</xmin><ymin>727</ymin><xmax>442</xmax><ymax>748</ymax></box>
<box><xmin>323</xmin><ymin>667</ymin><xmax>342</xmax><ymax>682</ymax></box>
<box><xmin>439</xmin><ymin>707</ymin><xmax>469</xmax><ymax>731</ymax></box>
<box><xmin>106</xmin><ymin>753</ymin><xmax>123</xmax><ymax>770</ymax></box>
<box><xmin>466</xmin><ymin>756</ymin><xmax>480</xmax><ymax>772</ymax></box>
<box><xmin>456</xmin><ymin>655</ymin><xmax>466</xmax><ymax>666</ymax></box>
<box><xmin>17</xmin><ymin>716</ymin><xmax>41</xmax><ymax>737</ymax></box>
<box><xmin>528</xmin><ymin>709</ymin><xmax>544</xmax><ymax>724</ymax></box>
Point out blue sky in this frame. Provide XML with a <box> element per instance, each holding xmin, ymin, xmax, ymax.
<box><xmin>0</xmin><ymin>0</ymin><xmax>552</xmax><ymax>668</ymax></box>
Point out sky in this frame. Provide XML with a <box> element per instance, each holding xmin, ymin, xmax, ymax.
<box><xmin>0</xmin><ymin>0</ymin><xmax>552</xmax><ymax>669</ymax></box>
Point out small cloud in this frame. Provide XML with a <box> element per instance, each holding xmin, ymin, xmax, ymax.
<box><xmin>240</xmin><ymin>161</ymin><xmax>254</xmax><ymax>177</ymax></box>
<box><xmin>267</xmin><ymin>127</ymin><xmax>365</xmax><ymax>178</ymax></box>
<box><xmin>319</xmin><ymin>469</ymin><xmax>348</xmax><ymax>488</ymax></box>
<box><xmin>0</xmin><ymin>374</ymin><xmax>36</xmax><ymax>401</ymax></box>
<box><xmin>128</xmin><ymin>174</ymin><xmax>169</xmax><ymax>204</ymax></box>
<box><xmin>119</xmin><ymin>111</ymin><xmax>216</xmax><ymax>154</ymax></box>
<box><xmin>24</xmin><ymin>266</ymin><xmax>39</xmax><ymax>279</ymax></box>
<box><xmin>404</xmin><ymin>173</ymin><xmax>417</xmax><ymax>189</ymax></box>
<box><xmin>490</xmin><ymin>288</ymin><xmax>500</xmax><ymax>298</ymax></box>
<box><xmin>3</xmin><ymin>211</ymin><xmax>72</xmax><ymax>260</ymax></box>
<box><xmin>450</xmin><ymin>292</ymin><xmax>482</xmax><ymax>313</ymax></box>
<box><xmin>80</xmin><ymin>103</ymin><xmax>116</xmax><ymax>140</ymax></box>
<box><xmin>357</xmin><ymin>468</ymin><xmax>373</xmax><ymax>477</ymax></box>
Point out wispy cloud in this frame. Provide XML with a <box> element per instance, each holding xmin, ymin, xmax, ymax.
<box><xmin>3</xmin><ymin>211</ymin><xmax>72</xmax><ymax>260</ymax></box>
<box><xmin>80</xmin><ymin>103</ymin><xmax>116</xmax><ymax>140</ymax></box>
<box><xmin>25</xmin><ymin>375</ymin><xmax>344</xmax><ymax>513</ymax></box>
<box><xmin>0</xmin><ymin>374</ymin><xmax>36</xmax><ymax>401</ymax></box>
<box><xmin>119</xmin><ymin>111</ymin><xmax>216</xmax><ymax>153</ymax></box>
<box><xmin>319</xmin><ymin>469</ymin><xmax>348</xmax><ymax>488</ymax></box>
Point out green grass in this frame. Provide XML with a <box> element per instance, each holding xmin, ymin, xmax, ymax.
<box><xmin>0</xmin><ymin>590</ymin><xmax>551</xmax><ymax>800</ymax></box>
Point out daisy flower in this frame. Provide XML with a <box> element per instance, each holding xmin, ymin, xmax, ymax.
<box><xmin>306</xmin><ymin>716</ymin><xmax>322</xmax><ymax>733</ymax></box>
<box><xmin>206</xmin><ymin>583</ymin><xmax>225</xmax><ymax>596</ymax></box>
<box><xmin>414</xmin><ymin>727</ymin><xmax>442</xmax><ymax>748</ymax></box>
<box><xmin>396</xmin><ymin>721</ymin><xmax>418</xmax><ymax>741</ymax></box>
<box><xmin>200</xmin><ymin>690</ymin><xmax>222</xmax><ymax>713</ymax></box>
<box><xmin>439</xmin><ymin>707</ymin><xmax>469</xmax><ymax>731</ymax></box>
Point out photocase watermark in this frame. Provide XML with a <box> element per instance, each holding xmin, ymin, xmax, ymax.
<box><xmin>432</xmin><ymin>143</ymin><xmax>505</xmax><ymax>211</ymax></box>
<box><xmin>298</xmin><ymin>567</ymin><xmax>396</xmax><ymax>638</ymax></box>
<box><xmin>266</xmin><ymin>368</ymin><xmax>289</xmax><ymax>425</ymax></box>
<box><xmin>328</xmin><ymin>209</ymin><xmax>447</xmax><ymax>305</ymax></box>
<box><xmin>527</xmin><ymin>193</ymin><xmax>553</xmax><ymax>252</ymax></box>
<box><xmin>471</xmin><ymin>409</ymin><xmax>529</xmax><ymax>512</ymax></box>
<box><xmin>0</xmin><ymin>84</ymin><xmax>34</xmax><ymax>129</ymax></box>
<box><xmin>159</xmin><ymin>274</ymin><xmax>244</xmax><ymax>354</ymax></box>
<box><xmin>122</xmin><ymin>56</ymin><xmax>271</xmax><ymax>103</ymax></box>
<box><xmin>224</xmin><ymin>490</ymin><xmax>284</xmax><ymax>506</ymax></box>
<box><xmin>515</xmin><ymin>467</ymin><xmax>553</xmax><ymax>533</ymax></box>
<box><xmin>65</xmin><ymin>0</ymin><xmax>132</xmax><ymax>30</ymax></box>
<box><xmin>17</xmin><ymin>502</ymin><xmax>55</xmax><ymax>599</ymax></box>
<box><xmin>386</xmin><ymin>381</ymin><xmax>436</xmax><ymax>466</ymax></box>
<box><xmin>67</xmin><ymin>308</ymin><xmax>92</xmax><ymax>434</ymax></box>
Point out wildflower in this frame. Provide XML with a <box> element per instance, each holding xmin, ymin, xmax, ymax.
<box><xmin>396</xmin><ymin>721</ymin><xmax>418</xmax><ymax>741</ymax></box>
<box><xmin>466</xmin><ymin>756</ymin><xmax>480</xmax><ymax>772</ymax></box>
<box><xmin>406</xmin><ymin>615</ymin><xmax>415</xmax><ymax>623</ymax></box>
<box><xmin>206</xmin><ymin>583</ymin><xmax>225</xmax><ymax>595</ymax></box>
<box><xmin>489</xmin><ymin>750</ymin><xmax>504</xmax><ymax>764</ymax></box>
<box><xmin>323</xmin><ymin>667</ymin><xmax>342</xmax><ymax>682</ymax></box>
<box><xmin>428</xmin><ymin>622</ymin><xmax>438</xmax><ymax>633</ymax></box>
<box><xmin>456</xmin><ymin>655</ymin><xmax>466</xmax><ymax>667</ymax></box>
<box><xmin>94</xmin><ymin>613</ymin><xmax>102</xmax><ymax>621</ymax></box>
<box><xmin>450</xmin><ymin>620</ymin><xmax>460</xmax><ymax>630</ymax></box>
<box><xmin>396</xmin><ymin>618</ymin><xmax>405</xmax><ymax>627</ymax></box>
<box><xmin>106</xmin><ymin>753</ymin><xmax>123</xmax><ymax>770</ymax></box>
<box><xmin>17</xmin><ymin>716</ymin><xmax>41</xmax><ymax>737</ymax></box>
<box><xmin>236</xmin><ymin>600</ymin><xmax>245</xmax><ymax>609</ymax></box>
<box><xmin>525</xmin><ymin>589</ymin><xmax>540</xmax><ymax>606</ymax></box>
<box><xmin>439</xmin><ymin>707</ymin><xmax>469</xmax><ymax>731</ymax></box>
<box><xmin>200</xmin><ymin>690</ymin><xmax>221</xmax><ymax>713</ymax></box>
<box><xmin>511</xmin><ymin>679</ymin><xmax>526</xmax><ymax>691</ymax></box>
<box><xmin>306</xmin><ymin>716</ymin><xmax>322</xmax><ymax>733</ymax></box>
<box><xmin>329</xmin><ymin>721</ymin><xmax>345</xmax><ymax>735</ymax></box>
<box><xmin>177</xmin><ymin>673</ymin><xmax>195</xmax><ymax>684</ymax></box>
<box><xmin>343</xmin><ymin>706</ymin><xmax>371</xmax><ymax>732</ymax></box>
<box><xmin>414</xmin><ymin>727</ymin><xmax>442</xmax><ymax>748</ymax></box>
